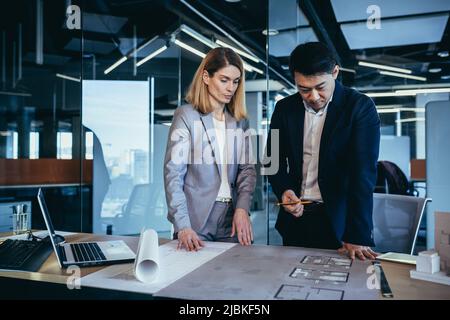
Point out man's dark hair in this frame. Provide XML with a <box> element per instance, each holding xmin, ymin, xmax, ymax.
<box><xmin>289</xmin><ymin>42</ymin><xmax>338</xmax><ymax>76</ymax></box>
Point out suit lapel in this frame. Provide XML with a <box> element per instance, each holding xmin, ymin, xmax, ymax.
<box><xmin>200</xmin><ymin>112</ymin><xmax>221</xmax><ymax>176</ymax></box>
<box><xmin>291</xmin><ymin>93</ymin><xmax>305</xmax><ymax>170</ymax></box>
<box><xmin>319</xmin><ymin>81</ymin><xmax>345</xmax><ymax>173</ymax></box>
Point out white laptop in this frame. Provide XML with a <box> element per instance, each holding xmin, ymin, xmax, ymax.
<box><xmin>37</xmin><ymin>188</ymin><xmax>136</xmax><ymax>268</ymax></box>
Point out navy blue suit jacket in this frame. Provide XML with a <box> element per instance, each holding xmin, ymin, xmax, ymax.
<box><xmin>267</xmin><ymin>81</ymin><xmax>380</xmax><ymax>246</ymax></box>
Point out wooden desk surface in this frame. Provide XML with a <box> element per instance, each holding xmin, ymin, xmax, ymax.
<box><xmin>0</xmin><ymin>232</ymin><xmax>169</xmax><ymax>285</ymax></box>
<box><xmin>382</xmin><ymin>260</ymin><xmax>450</xmax><ymax>300</ymax></box>
<box><xmin>1</xmin><ymin>232</ymin><xmax>449</xmax><ymax>299</ymax></box>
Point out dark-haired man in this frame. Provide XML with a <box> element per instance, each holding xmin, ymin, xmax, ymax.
<box><xmin>266</xmin><ymin>42</ymin><xmax>380</xmax><ymax>260</ymax></box>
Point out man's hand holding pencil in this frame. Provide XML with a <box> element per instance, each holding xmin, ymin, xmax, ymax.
<box><xmin>279</xmin><ymin>190</ymin><xmax>307</xmax><ymax>218</ymax></box>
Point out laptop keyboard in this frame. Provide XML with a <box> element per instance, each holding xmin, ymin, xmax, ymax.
<box><xmin>70</xmin><ymin>242</ymin><xmax>106</xmax><ymax>262</ymax></box>
<box><xmin>0</xmin><ymin>239</ymin><xmax>46</xmax><ymax>269</ymax></box>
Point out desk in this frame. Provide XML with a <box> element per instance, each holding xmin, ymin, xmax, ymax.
<box><xmin>1</xmin><ymin>232</ymin><xmax>449</xmax><ymax>300</ymax></box>
<box><xmin>381</xmin><ymin>260</ymin><xmax>450</xmax><ymax>299</ymax></box>
<box><xmin>0</xmin><ymin>232</ymin><xmax>167</xmax><ymax>299</ymax></box>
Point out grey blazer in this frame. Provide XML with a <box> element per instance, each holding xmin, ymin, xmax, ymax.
<box><xmin>164</xmin><ymin>104</ymin><xmax>256</xmax><ymax>233</ymax></box>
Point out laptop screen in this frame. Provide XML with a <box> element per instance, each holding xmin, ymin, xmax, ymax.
<box><xmin>37</xmin><ymin>188</ymin><xmax>63</xmax><ymax>267</ymax></box>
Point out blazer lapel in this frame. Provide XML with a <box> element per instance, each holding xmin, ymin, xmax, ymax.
<box><xmin>225</xmin><ymin>108</ymin><xmax>238</xmax><ymax>184</ymax></box>
<box><xmin>290</xmin><ymin>94</ymin><xmax>305</xmax><ymax>172</ymax></box>
<box><xmin>200</xmin><ymin>112</ymin><xmax>221</xmax><ymax>176</ymax></box>
<box><xmin>319</xmin><ymin>80</ymin><xmax>345</xmax><ymax>173</ymax></box>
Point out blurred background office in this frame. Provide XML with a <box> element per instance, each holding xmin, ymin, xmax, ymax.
<box><xmin>0</xmin><ymin>0</ymin><xmax>449</xmax><ymax>253</ymax></box>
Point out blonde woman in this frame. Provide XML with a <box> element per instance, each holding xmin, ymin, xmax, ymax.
<box><xmin>164</xmin><ymin>47</ymin><xmax>256</xmax><ymax>251</ymax></box>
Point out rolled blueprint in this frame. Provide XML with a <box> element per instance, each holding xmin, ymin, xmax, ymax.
<box><xmin>134</xmin><ymin>229</ymin><xmax>159</xmax><ymax>283</ymax></box>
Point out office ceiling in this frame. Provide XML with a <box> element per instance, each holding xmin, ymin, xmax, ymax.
<box><xmin>331</xmin><ymin>0</ymin><xmax>450</xmax><ymax>22</ymax></box>
<box><xmin>1</xmin><ymin>0</ymin><xmax>450</xmax><ymax>113</ymax></box>
<box><xmin>268</xmin><ymin>0</ymin><xmax>450</xmax><ymax>89</ymax></box>
<box><xmin>87</xmin><ymin>0</ymin><xmax>450</xmax><ymax>88</ymax></box>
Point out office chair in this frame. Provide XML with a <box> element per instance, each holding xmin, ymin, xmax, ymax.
<box><xmin>372</xmin><ymin>193</ymin><xmax>431</xmax><ymax>255</ymax></box>
<box><xmin>112</xmin><ymin>183</ymin><xmax>172</xmax><ymax>235</ymax></box>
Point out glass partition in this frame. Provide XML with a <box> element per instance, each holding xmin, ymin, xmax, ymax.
<box><xmin>0</xmin><ymin>0</ymin><xmax>85</xmax><ymax>233</ymax></box>
<box><xmin>0</xmin><ymin>1</ymin><xmax>271</xmax><ymax>240</ymax></box>
<box><xmin>79</xmin><ymin>0</ymin><xmax>270</xmax><ymax>241</ymax></box>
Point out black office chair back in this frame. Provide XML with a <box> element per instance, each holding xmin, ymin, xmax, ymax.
<box><xmin>375</xmin><ymin>161</ymin><xmax>412</xmax><ymax>195</ymax></box>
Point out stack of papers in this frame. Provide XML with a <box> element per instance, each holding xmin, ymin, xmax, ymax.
<box><xmin>376</xmin><ymin>252</ymin><xmax>417</xmax><ymax>265</ymax></box>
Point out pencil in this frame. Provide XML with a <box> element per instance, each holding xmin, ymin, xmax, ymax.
<box><xmin>276</xmin><ymin>200</ymin><xmax>313</xmax><ymax>206</ymax></box>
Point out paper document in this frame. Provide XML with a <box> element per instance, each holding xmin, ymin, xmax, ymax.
<box><xmin>155</xmin><ymin>245</ymin><xmax>380</xmax><ymax>300</ymax></box>
<box><xmin>376</xmin><ymin>252</ymin><xmax>417</xmax><ymax>265</ymax></box>
<box><xmin>134</xmin><ymin>229</ymin><xmax>159</xmax><ymax>283</ymax></box>
<box><xmin>81</xmin><ymin>240</ymin><xmax>236</xmax><ymax>294</ymax></box>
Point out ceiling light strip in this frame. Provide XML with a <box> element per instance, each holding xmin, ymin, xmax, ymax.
<box><xmin>376</xmin><ymin>107</ymin><xmax>425</xmax><ymax>113</ymax></box>
<box><xmin>243</xmin><ymin>62</ymin><xmax>263</xmax><ymax>74</ymax></box>
<box><xmin>215</xmin><ymin>39</ymin><xmax>260</xmax><ymax>63</ymax></box>
<box><xmin>380</xmin><ymin>70</ymin><xmax>426</xmax><ymax>82</ymax></box>
<box><xmin>174</xmin><ymin>38</ymin><xmax>261</xmax><ymax>74</ymax></box>
<box><xmin>56</xmin><ymin>73</ymin><xmax>81</xmax><ymax>82</ymax></box>
<box><xmin>340</xmin><ymin>67</ymin><xmax>356</xmax><ymax>74</ymax></box>
<box><xmin>376</xmin><ymin>108</ymin><xmax>400</xmax><ymax>113</ymax></box>
<box><xmin>366</xmin><ymin>87</ymin><xmax>450</xmax><ymax>97</ymax></box>
<box><xmin>180</xmin><ymin>0</ymin><xmax>256</xmax><ymax>57</ymax></box>
<box><xmin>366</xmin><ymin>91</ymin><xmax>415</xmax><ymax>97</ymax></box>
<box><xmin>104</xmin><ymin>56</ymin><xmax>127</xmax><ymax>75</ymax></box>
<box><xmin>395</xmin><ymin>88</ymin><xmax>450</xmax><ymax>95</ymax></box>
<box><xmin>180</xmin><ymin>24</ymin><xmax>217</xmax><ymax>49</ymax></box>
<box><xmin>136</xmin><ymin>45</ymin><xmax>168</xmax><ymax>67</ymax></box>
<box><xmin>134</xmin><ymin>35</ymin><xmax>159</xmax><ymax>55</ymax></box>
<box><xmin>173</xmin><ymin>39</ymin><xmax>206</xmax><ymax>58</ymax></box>
<box><xmin>358</xmin><ymin>61</ymin><xmax>412</xmax><ymax>74</ymax></box>
<box><xmin>395</xmin><ymin>117</ymin><xmax>425</xmax><ymax>123</ymax></box>
<box><xmin>180</xmin><ymin>0</ymin><xmax>298</xmax><ymax>87</ymax></box>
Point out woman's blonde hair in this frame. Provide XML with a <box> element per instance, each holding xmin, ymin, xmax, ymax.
<box><xmin>185</xmin><ymin>47</ymin><xmax>247</xmax><ymax>120</ymax></box>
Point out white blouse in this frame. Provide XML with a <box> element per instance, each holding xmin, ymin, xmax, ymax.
<box><xmin>212</xmin><ymin>117</ymin><xmax>231</xmax><ymax>199</ymax></box>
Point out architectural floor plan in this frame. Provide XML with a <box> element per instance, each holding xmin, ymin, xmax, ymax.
<box><xmin>154</xmin><ymin>244</ymin><xmax>380</xmax><ymax>300</ymax></box>
<box><xmin>275</xmin><ymin>284</ymin><xmax>344</xmax><ymax>300</ymax></box>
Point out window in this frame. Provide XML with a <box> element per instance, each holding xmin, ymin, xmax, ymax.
<box><xmin>85</xmin><ymin>131</ymin><xmax>93</xmax><ymax>160</ymax></box>
<box><xmin>6</xmin><ymin>131</ymin><xmax>18</xmax><ymax>159</ymax></box>
<box><xmin>57</xmin><ymin>132</ymin><xmax>73</xmax><ymax>159</ymax></box>
<box><xmin>29</xmin><ymin>132</ymin><xmax>39</xmax><ymax>159</ymax></box>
